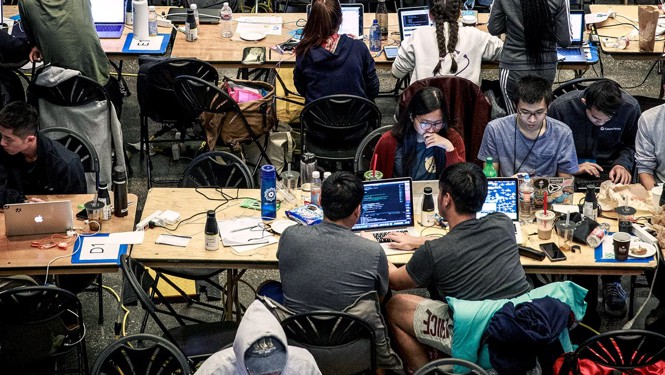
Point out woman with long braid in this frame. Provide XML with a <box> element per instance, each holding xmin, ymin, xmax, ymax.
<box><xmin>489</xmin><ymin>0</ymin><xmax>571</xmax><ymax>114</ymax></box>
<box><xmin>392</xmin><ymin>0</ymin><xmax>503</xmax><ymax>86</ymax></box>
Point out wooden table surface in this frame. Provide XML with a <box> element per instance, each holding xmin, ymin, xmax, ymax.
<box><xmin>131</xmin><ymin>188</ymin><xmax>655</xmax><ymax>276</ymax></box>
<box><xmin>0</xmin><ymin>194</ymin><xmax>138</xmax><ymax>275</ymax></box>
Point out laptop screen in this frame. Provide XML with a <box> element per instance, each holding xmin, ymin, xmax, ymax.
<box><xmin>398</xmin><ymin>6</ymin><xmax>432</xmax><ymax>41</ymax></box>
<box><xmin>477</xmin><ymin>178</ymin><xmax>519</xmax><ymax>221</ymax></box>
<box><xmin>353</xmin><ymin>178</ymin><xmax>414</xmax><ymax>231</ymax></box>
<box><xmin>570</xmin><ymin>11</ymin><xmax>584</xmax><ymax>44</ymax></box>
<box><xmin>306</xmin><ymin>4</ymin><xmax>364</xmax><ymax>38</ymax></box>
<box><xmin>91</xmin><ymin>0</ymin><xmax>125</xmax><ymax>24</ymax></box>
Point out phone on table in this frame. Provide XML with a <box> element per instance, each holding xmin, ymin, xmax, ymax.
<box><xmin>539</xmin><ymin>242</ymin><xmax>567</xmax><ymax>262</ymax></box>
<box><xmin>384</xmin><ymin>46</ymin><xmax>398</xmax><ymax>60</ymax></box>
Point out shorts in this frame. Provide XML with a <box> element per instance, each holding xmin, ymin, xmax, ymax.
<box><xmin>413</xmin><ymin>298</ymin><xmax>453</xmax><ymax>355</ymax></box>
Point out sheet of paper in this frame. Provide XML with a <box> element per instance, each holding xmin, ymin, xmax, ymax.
<box><xmin>126</xmin><ymin>35</ymin><xmax>165</xmax><ymax>51</ymax></box>
<box><xmin>108</xmin><ymin>231</ymin><xmax>145</xmax><ymax>244</ymax></box>
<box><xmin>220</xmin><ymin>217</ymin><xmax>277</xmax><ymax>247</ymax></box>
<box><xmin>235</xmin><ymin>16</ymin><xmax>283</xmax><ymax>36</ymax></box>
<box><xmin>155</xmin><ymin>234</ymin><xmax>191</xmax><ymax>247</ymax></box>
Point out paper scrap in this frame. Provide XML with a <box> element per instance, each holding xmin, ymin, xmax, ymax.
<box><xmin>235</xmin><ymin>16</ymin><xmax>282</xmax><ymax>36</ymax></box>
<box><xmin>108</xmin><ymin>231</ymin><xmax>145</xmax><ymax>244</ymax></box>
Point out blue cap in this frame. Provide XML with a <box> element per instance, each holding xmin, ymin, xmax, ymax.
<box><xmin>260</xmin><ymin>165</ymin><xmax>276</xmax><ymax>179</ymax></box>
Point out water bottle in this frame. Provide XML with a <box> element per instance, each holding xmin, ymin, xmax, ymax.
<box><xmin>519</xmin><ymin>174</ymin><xmax>535</xmax><ymax>223</ymax></box>
<box><xmin>221</xmin><ymin>2</ymin><xmax>233</xmax><ymax>38</ymax></box>
<box><xmin>205</xmin><ymin>210</ymin><xmax>219</xmax><ymax>251</ymax></box>
<box><xmin>261</xmin><ymin>165</ymin><xmax>277</xmax><ymax>220</ymax></box>
<box><xmin>310</xmin><ymin>171</ymin><xmax>322</xmax><ymax>207</ymax></box>
<box><xmin>323</xmin><ymin>171</ymin><xmax>331</xmax><ymax>181</ymax></box>
<box><xmin>421</xmin><ymin>187</ymin><xmax>435</xmax><ymax>227</ymax></box>
<box><xmin>299</xmin><ymin>152</ymin><xmax>317</xmax><ymax>186</ymax></box>
<box><xmin>482</xmin><ymin>157</ymin><xmax>497</xmax><ymax>177</ymax></box>
<box><xmin>376</xmin><ymin>0</ymin><xmax>388</xmax><ymax>41</ymax></box>
<box><xmin>185</xmin><ymin>9</ymin><xmax>198</xmax><ymax>42</ymax></box>
<box><xmin>369</xmin><ymin>19</ymin><xmax>381</xmax><ymax>53</ymax></box>
<box><xmin>112</xmin><ymin>166</ymin><xmax>128</xmax><ymax>218</ymax></box>
<box><xmin>125</xmin><ymin>0</ymin><xmax>133</xmax><ymax>25</ymax></box>
<box><xmin>583</xmin><ymin>186</ymin><xmax>598</xmax><ymax>220</ymax></box>
<box><xmin>132</xmin><ymin>0</ymin><xmax>149</xmax><ymax>40</ymax></box>
<box><xmin>98</xmin><ymin>180</ymin><xmax>112</xmax><ymax>221</ymax></box>
<box><xmin>190</xmin><ymin>3</ymin><xmax>200</xmax><ymax>28</ymax></box>
<box><xmin>148</xmin><ymin>6</ymin><xmax>158</xmax><ymax>36</ymax></box>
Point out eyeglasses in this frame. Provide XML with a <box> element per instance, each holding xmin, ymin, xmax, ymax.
<box><xmin>416</xmin><ymin>118</ymin><xmax>445</xmax><ymax>131</ymax></box>
<box><xmin>518</xmin><ymin>109</ymin><xmax>547</xmax><ymax>120</ymax></box>
<box><xmin>247</xmin><ymin>222</ymin><xmax>276</xmax><ymax>241</ymax></box>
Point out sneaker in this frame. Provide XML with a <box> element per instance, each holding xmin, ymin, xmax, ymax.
<box><xmin>603</xmin><ymin>282</ymin><xmax>627</xmax><ymax>317</ymax></box>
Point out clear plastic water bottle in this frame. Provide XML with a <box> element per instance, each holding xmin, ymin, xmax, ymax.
<box><xmin>148</xmin><ymin>6</ymin><xmax>158</xmax><ymax>36</ymax></box>
<box><xmin>310</xmin><ymin>171</ymin><xmax>322</xmax><ymax>207</ymax></box>
<box><xmin>369</xmin><ymin>19</ymin><xmax>381</xmax><ymax>53</ymax></box>
<box><xmin>190</xmin><ymin>3</ymin><xmax>200</xmax><ymax>28</ymax></box>
<box><xmin>519</xmin><ymin>174</ymin><xmax>534</xmax><ymax>223</ymax></box>
<box><xmin>221</xmin><ymin>2</ymin><xmax>233</xmax><ymax>38</ymax></box>
<box><xmin>261</xmin><ymin>165</ymin><xmax>277</xmax><ymax>220</ymax></box>
<box><xmin>323</xmin><ymin>171</ymin><xmax>331</xmax><ymax>181</ymax></box>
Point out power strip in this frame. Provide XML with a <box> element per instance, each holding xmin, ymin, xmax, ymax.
<box><xmin>633</xmin><ymin>223</ymin><xmax>658</xmax><ymax>248</ymax></box>
<box><xmin>136</xmin><ymin>210</ymin><xmax>163</xmax><ymax>231</ymax></box>
<box><xmin>157</xmin><ymin>17</ymin><xmax>172</xmax><ymax>28</ymax></box>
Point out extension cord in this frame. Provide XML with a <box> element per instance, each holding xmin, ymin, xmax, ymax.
<box><xmin>633</xmin><ymin>223</ymin><xmax>658</xmax><ymax>248</ymax></box>
<box><xmin>157</xmin><ymin>17</ymin><xmax>172</xmax><ymax>28</ymax></box>
<box><xmin>136</xmin><ymin>210</ymin><xmax>163</xmax><ymax>231</ymax></box>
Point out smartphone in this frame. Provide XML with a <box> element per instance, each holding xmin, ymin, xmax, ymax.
<box><xmin>539</xmin><ymin>242</ymin><xmax>567</xmax><ymax>262</ymax></box>
<box><xmin>384</xmin><ymin>46</ymin><xmax>398</xmax><ymax>60</ymax></box>
<box><xmin>76</xmin><ymin>208</ymin><xmax>87</xmax><ymax>220</ymax></box>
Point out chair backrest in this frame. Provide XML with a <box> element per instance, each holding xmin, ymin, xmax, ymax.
<box><xmin>0</xmin><ymin>67</ymin><xmax>26</xmax><ymax>109</ymax></box>
<box><xmin>570</xmin><ymin>329</ymin><xmax>665</xmax><ymax>373</ymax></box>
<box><xmin>413</xmin><ymin>358</ymin><xmax>489</xmax><ymax>375</ymax></box>
<box><xmin>137</xmin><ymin>57</ymin><xmax>219</xmax><ymax>124</ymax></box>
<box><xmin>281</xmin><ymin>310</ymin><xmax>376</xmax><ymax>375</ymax></box>
<box><xmin>179</xmin><ymin>151</ymin><xmax>254</xmax><ymax>188</ymax></box>
<box><xmin>300</xmin><ymin>94</ymin><xmax>381</xmax><ymax>161</ymax></box>
<box><xmin>552</xmin><ymin>78</ymin><xmax>612</xmax><ymax>99</ymax></box>
<box><xmin>398</xmin><ymin>76</ymin><xmax>490</xmax><ymax>164</ymax></box>
<box><xmin>173</xmin><ymin>75</ymin><xmax>241</xmax><ymax>115</ymax></box>
<box><xmin>41</xmin><ymin>126</ymin><xmax>101</xmax><ymax>188</ymax></box>
<box><xmin>353</xmin><ymin>125</ymin><xmax>392</xmax><ymax>175</ymax></box>
<box><xmin>0</xmin><ymin>285</ymin><xmax>89</xmax><ymax>373</ymax></box>
<box><xmin>91</xmin><ymin>333</ymin><xmax>192</xmax><ymax>375</ymax></box>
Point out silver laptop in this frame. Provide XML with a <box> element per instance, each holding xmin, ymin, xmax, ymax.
<box><xmin>556</xmin><ymin>11</ymin><xmax>586</xmax><ymax>63</ymax></box>
<box><xmin>397</xmin><ymin>6</ymin><xmax>433</xmax><ymax>41</ymax></box>
<box><xmin>352</xmin><ymin>177</ymin><xmax>417</xmax><ymax>246</ymax></box>
<box><xmin>306</xmin><ymin>3</ymin><xmax>364</xmax><ymax>39</ymax></box>
<box><xmin>4</xmin><ymin>200</ymin><xmax>74</xmax><ymax>237</ymax></box>
<box><xmin>91</xmin><ymin>0</ymin><xmax>125</xmax><ymax>39</ymax></box>
<box><xmin>477</xmin><ymin>178</ymin><xmax>524</xmax><ymax>244</ymax></box>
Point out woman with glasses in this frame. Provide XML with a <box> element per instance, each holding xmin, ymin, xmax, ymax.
<box><xmin>374</xmin><ymin>87</ymin><xmax>465</xmax><ymax>180</ymax></box>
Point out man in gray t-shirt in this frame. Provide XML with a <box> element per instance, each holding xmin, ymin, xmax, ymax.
<box><xmin>277</xmin><ymin>172</ymin><xmax>389</xmax><ymax>314</ymax></box>
<box><xmin>477</xmin><ymin>75</ymin><xmax>579</xmax><ymax>177</ymax></box>
<box><xmin>384</xmin><ymin>163</ymin><xmax>530</xmax><ymax>372</ymax></box>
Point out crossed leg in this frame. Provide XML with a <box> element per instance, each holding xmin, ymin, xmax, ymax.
<box><xmin>386</xmin><ymin>293</ymin><xmax>430</xmax><ymax>371</ymax></box>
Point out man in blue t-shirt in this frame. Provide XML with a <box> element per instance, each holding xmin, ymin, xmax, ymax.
<box><xmin>477</xmin><ymin>75</ymin><xmax>579</xmax><ymax>177</ymax></box>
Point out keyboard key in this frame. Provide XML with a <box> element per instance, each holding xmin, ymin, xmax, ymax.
<box><xmin>373</xmin><ymin>230</ymin><xmax>408</xmax><ymax>243</ymax></box>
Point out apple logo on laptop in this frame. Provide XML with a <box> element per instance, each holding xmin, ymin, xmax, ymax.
<box><xmin>34</xmin><ymin>215</ymin><xmax>44</xmax><ymax>224</ymax></box>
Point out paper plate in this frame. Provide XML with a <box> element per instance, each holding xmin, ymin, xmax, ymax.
<box><xmin>270</xmin><ymin>219</ymin><xmax>298</xmax><ymax>235</ymax></box>
<box><xmin>239</xmin><ymin>32</ymin><xmax>266</xmax><ymax>41</ymax></box>
<box><xmin>629</xmin><ymin>241</ymin><xmax>657</xmax><ymax>258</ymax></box>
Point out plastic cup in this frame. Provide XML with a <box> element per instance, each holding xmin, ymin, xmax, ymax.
<box><xmin>612</xmin><ymin>232</ymin><xmax>631</xmax><ymax>261</ymax></box>
<box><xmin>556</xmin><ymin>221</ymin><xmax>576</xmax><ymax>252</ymax></box>
<box><xmin>84</xmin><ymin>200</ymin><xmax>105</xmax><ymax>231</ymax></box>
<box><xmin>364</xmin><ymin>170</ymin><xmax>383</xmax><ymax>181</ymax></box>
<box><xmin>652</xmin><ymin>185</ymin><xmax>663</xmax><ymax>209</ymax></box>
<box><xmin>535</xmin><ymin>211</ymin><xmax>556</xmax><ymax>240</ymax></box>
<box><xmin>280</xmin><ymin>171</ymin><xmax>300</xmax><ymax>193</ymax></box>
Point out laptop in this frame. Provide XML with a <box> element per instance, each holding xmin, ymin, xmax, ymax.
<box><xmin>306</xmin><ymin>3</ymin><xmax>364</xmax><ymax>39</ymax></box>
<box><xmin>91</xmin><ymin>0</ymin><xmax>125</xmax><ymax>39</ymax></box>
<box><xmin>352</xmin><ymin>177</ymin><xmax>417</xmax><ymax>247</ymax></box>
<box><xmin>167</xmin><ymin>8</ymin><xmax>221</xmax><ymax>24</ymax></box>
<box><xmin>397</xmin><ymin>6</ymin><xmax>433</xmax><ymax>41</ymax></box>
<box><xmin>3</xmin><ymin>201</ymin><xmax>74</xmax><ymax>237</ymax></box>
<box><xmin>477</xmin><ymin>178</ymin><xmax>524</xmax><ymax>244</ymax></box>
<box><xmin>556</xmin><ymin>10</ymin><xmax>586</xmax><ymax>63</ymax></box>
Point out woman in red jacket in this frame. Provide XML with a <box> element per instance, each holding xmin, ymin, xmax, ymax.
<box><xmin>374</xmin><ymin>87</ymin><xmax>465</xmax><ymax>179</ymax></box>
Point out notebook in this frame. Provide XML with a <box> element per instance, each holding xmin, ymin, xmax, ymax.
<box><xmin>397</xmin><ymin>6</ymin><xmax>433</xmax><ymax>41</ymax></box>
<box><xmin>352</xmin><ymin>177</ymin><xmax>417</xmax><ymax>247</ymax></box>
<box><xmin>477</xmin><ymin>178</ymin><xmax>524</xmax><ymax>244</ymax></box>
<box><xmin>167</xmin><ymin>8</ymin><xmax>221</xmax><ymax>24</ymax></box>
<box><xmin>306</xmin><ymin>3</ymin><xmax>364</xmax><ymax>39</ymax></box>
<box><xmin>556</xmin><ymin>10</ymin><xmax>586</xmax><ymax>63</ymax></box>
<box><xmin>3</xmin><ymin>200</ymin><xmax>74</xmax><ymax>237</ymax></box>
<box><xmin>91</xmin><ymin>0</ymin><xmax>125</xmax><ymax>39</ymax></box>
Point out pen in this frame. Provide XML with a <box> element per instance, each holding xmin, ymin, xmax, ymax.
<box><xmin>236</xmin><ymin>240</ymin><xmax>269</xmax><ymax>246</ymax></box>
<box><xmin>231</xmin><ymin>224</ymin><xmax>256</xmax><ymax>232</ymax></box>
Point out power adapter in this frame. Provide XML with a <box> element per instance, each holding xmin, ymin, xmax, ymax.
<box><xmin>157</xmin><ymin>17</ymin><xmax>172</xmax><ymax>28</ymax></box>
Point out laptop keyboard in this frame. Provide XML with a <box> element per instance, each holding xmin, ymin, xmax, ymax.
<box><xmin>558</xmin><ymin>47</ymin><xmax>582</xmax><ymax>55</ymax></box>
<box><xmin>373</xmin><ymin>230</ymin><xmax>408</xmax><ymax>243</ymax></box>
<box><xmin>96</xmin><ymin>25</ymin><xmax>123</xmax><ymax>32</ymax></box>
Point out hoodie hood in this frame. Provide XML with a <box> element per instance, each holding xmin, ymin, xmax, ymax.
<box><xmin>233</xmin><ymin>300</ymin><xmax>290</xmax><ymax>374</ymax></box>
<box><xmin>34</xmin><ymin>66</ymin><xmax>81</xmax><ymax>87</ymax></box>
<box><xmin>307</xmin><ymin>34</ymin><xmax>353</xmax><ymax>68</ymax></box>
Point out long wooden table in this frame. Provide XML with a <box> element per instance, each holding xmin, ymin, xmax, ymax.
<box><xmin>0</xmin><ymin>193</ymin><xmax>138</xmax><ymax>276</ymax></box>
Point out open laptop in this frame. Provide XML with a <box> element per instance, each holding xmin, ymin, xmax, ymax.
<box><xmin>477</xmin><ymin>178</ymin><xmax>524</xmax><ymax>244</ymax></box>
<box><xmin>4</xmin><ymin>201</ymin><xmax>74</xmax><ymax>237</ymax></box>
<box><xmin>397</xmin><ymin>6</ymin><xmax>433</xmax><ymax>41</ymax></box>
<box><xmin>306</xmin><ymin>3</ymin><xmax>364</xmax><ymax>39</ymax></box>
<box><xmin>91</xmin><ymin>0</ymin><xmax>125</xmax><ymax>39</ymax></box>
<box><xmin>557</xmin><ymin>10</ymin><xmax>586</xmax><ymax>63</ymax></box>
<box><xmin>352</xmin><ymin>177</ymin><xmax>417</xmax><ymax>246</ymax></box>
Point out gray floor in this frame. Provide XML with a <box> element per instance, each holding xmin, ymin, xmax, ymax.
<box><xmin>64</xmin><ymin>0</ymin><xmax>665</xmax><ymax>368</ymax></box>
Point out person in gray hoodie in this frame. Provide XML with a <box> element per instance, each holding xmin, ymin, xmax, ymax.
<box><xmin>195</xmin><ymin>300</ymin><xmax>321</xmax><ymax>375</ymax></box>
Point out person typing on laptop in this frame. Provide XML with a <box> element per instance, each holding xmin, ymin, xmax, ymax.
<box><xmin>548</xmin><ymin>79</ymin><xmax>639</xmax><ymax>186</ymax></box>
<box><xmin>384</xmin><ymin>163</ymin><xmax>530</xmax><ymax>372</ymax></box>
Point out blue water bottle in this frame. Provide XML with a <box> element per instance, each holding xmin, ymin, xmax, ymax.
<box><xmin>369</xmin><ymin>19</ymin><xmax>381</xmax><ymax>53</ymax></box>
<box><xmin>261</xmin><ymin>165</ymin><xmax>277</xmax><ymax>220</ymax></box>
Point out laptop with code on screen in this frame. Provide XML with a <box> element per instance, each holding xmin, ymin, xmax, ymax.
<box><xmin>398</xmin><ymin>6</ymin><xmax>433</xmax><ymax>41</ymax></box>
<box><xmin>352</xmin><ymin>177</ymin><xmax>417</xmax><ymax>245</ymax></box>
<box><xmin>477</xmin><ymin>178</ymin><xmax>524</xmax><ymax>244</ymax></box>
<box><xmin>91</xmin><ymin>0</ymin><xmax>125</xmax><ymax>39</ymax></box>
<box><xmin>556</xmin><ymin>10</ymin><xmax>586</xmax><ymax>63</ymax></box>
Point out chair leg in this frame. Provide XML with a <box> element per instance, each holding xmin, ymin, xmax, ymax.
<box><xmin>97</xmin><ymin>274</ymin><xmax>104</xmax><ymax>324</ymax></box>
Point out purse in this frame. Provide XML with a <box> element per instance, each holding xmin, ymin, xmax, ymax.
<box><xmin>556</xmin><ymin>212</ymin><xmax>600</xmax><ymax>245</ymax></box>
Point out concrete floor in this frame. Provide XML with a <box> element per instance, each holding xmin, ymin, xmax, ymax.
<box><xmin>59</xmin><ymin>0</ymin><xmax>665</xmax><ymax>369</ymax></box>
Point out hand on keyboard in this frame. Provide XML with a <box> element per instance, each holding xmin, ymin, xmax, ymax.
<box><xmin>383</xmin><ymin>231</ymin><xmax>427</xmax><ymax>251</ymax></box>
